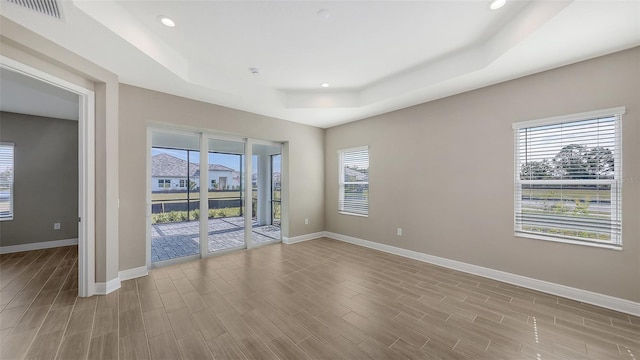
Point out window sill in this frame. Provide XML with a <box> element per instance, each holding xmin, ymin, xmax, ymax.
<box><xmin>515</xmin><ymin>232</ymin><xmax>622</xmax><ymax>251</ymax></box>
<box><xmin>339</xmin><ymin>211</ymin><xmax>368</xmax><ymax>218</ymax></box>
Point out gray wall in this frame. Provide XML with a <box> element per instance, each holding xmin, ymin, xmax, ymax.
<box><xmin>118</xmin><ymin>84</ymin><xmax>325</xmax><ymax>272</ymax></box>
<box><xmin>325</xmin><ymin>47</ymin><xmax>640</xmax><ymax>302</ymax></box>
<box><xmin>0</xmin><ymin>112</ymin><xmax>78</xmax><ymax>246</ymax></box>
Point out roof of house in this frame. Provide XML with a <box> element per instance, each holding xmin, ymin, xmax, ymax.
<box><xmin>152</xmin><ymin>153</ymin><xmax>235</xmax><ymax>177</ymax></box>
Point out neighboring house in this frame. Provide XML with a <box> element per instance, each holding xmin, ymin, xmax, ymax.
<box><xmin>193</xmin><ymin>164</ymin><xmax>240</xmax><ymax>190</ymax></box>
<box><xmin>151</xmin><ymin>153</ymin><xmax>239</xmax><ymax>191</ymax></box>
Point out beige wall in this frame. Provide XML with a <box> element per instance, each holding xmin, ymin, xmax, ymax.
<box><xmin>0</xmin><ymin>112</ymin><xmax>78</xmax><ymax>246</ymax></box>
<box><xmin>117</xmin><ymin>85</ymin><xmax>325</xmax><ymax>271</ymax></box>
<box><xmin>3</xmin><ymin>14</ymin><xmax>638</xmax><ymax>304</ymax></box>
<box><xmin>325</xmin><ymin>47</ymin><xmax>640</xmax><ymax>302</ymax></box>
<box><xmin>1</xmin><ymin>17</ymin><xmax>120</xmax><ymax>283</ymax></box>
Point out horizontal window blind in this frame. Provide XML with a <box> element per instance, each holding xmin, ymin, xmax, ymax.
<box><xmin>514</xmin><ymin>109</ymin><xmax>623</xmax><ymax>247</ymax></box>
<box><xmin>0</xmin><ymin>142</ymin><xmax>15</xmax><ymax>221</ymax></box>
<box><xmin>338</xmin><ymin>147</ymin><xmax>369</xmax><ymax>216</ymax></box>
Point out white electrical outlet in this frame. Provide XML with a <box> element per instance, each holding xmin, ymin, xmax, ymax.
<box><xmin>397</xmin><ymin>228</ymin><xmax>402</xmax><ymax>236</ymax></box>
<box><xmin>305</xmin><ymin>218</ymin><xmax>309</xmax><ymax>225</ymax></box>
<box><xmin>54</xmin><ymin>223</ymin><xmax>61</xmax><ymax>230</ymax></box>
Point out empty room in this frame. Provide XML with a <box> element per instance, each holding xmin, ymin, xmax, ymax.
<box><xmin>0</xmin><ymin>1</ymin><xmax>638</xmax><ymax>359</ymax></box>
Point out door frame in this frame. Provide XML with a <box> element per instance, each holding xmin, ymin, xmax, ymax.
<box><xmin>247</xmin><ymin>139</ymin><xmax>283</xmax><ymax>248</ymax></box>
<box><xmin>146</xmin><ymin>126</ymin><xmax>202</xmax><ymax>267</ymax></box>
<box><xmin>201</xmin><ymin>132</ymin><xmax>247</xmax><ymax>255</ymax></box>
<box><xmin>0</xmin><ymin>56</ymin><xmax>96</xmax><ymax>297</ymax></box>
<box><xmin>147</xmin><ymin>125</ymin><xmax>284</xmax><ymax>268</ymax></box>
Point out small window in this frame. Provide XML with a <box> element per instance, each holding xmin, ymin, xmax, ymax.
<box><xmin>338</xmin><ymin>146</ymin><xmax>369</xmax><ymax>216</ymax></box>
<box><xmin>0</xmin><ymin>142</ymin><xmax>14</xmax><ymax>221</ymax></box>
<box><xmin>158</xmin><ymin>179</ymin><xmax>171</xmax><ymax>189</ymax></box>
<box><xmin>179</xmin><ymin>179</ymin><xmax>187</xmax><ymax>188</ymax></box>
<box><xmin>513</xmin><ymin>107</ymin><xmax>623</xmax><ymax>248</ymax></box>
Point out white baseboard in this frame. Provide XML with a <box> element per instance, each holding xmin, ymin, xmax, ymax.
<box><xmin>94</xmin><ymin>277</ymin><xmax>121</xmax><ymax>295</ymax></box>
<box><xmin>282</xmin><ymin>232</ymin><xmax>325</xmax><ymax>245</ymax></box>
<box><xmin>94</xmin><ymin>266</ymin><xmax>149</xmax><ymax>295</ymax></box>
<box><xmin>119</xmin><ymin>266</ymin><xmax>149</xmax><ymax>281</ymax></box>
<box><xmin>324</xmin><ymin>232</ymin><xmax>640</xmax><ymax>317</ymax></box>
<box><xmin>0</xmin><ymin>238</ymin><xmax>78</xmax><ymax>254</ymax></box>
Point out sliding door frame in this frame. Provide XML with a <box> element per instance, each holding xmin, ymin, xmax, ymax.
<box><xmin>249</xmin><ymin>139</ymin><xmax>283</xmax><ymax>248</ymax></box>
<box><xmin>147</xmin><ymin>126</ymin><xmax>284</xmax><ymax>268</ymax></box>
<box><xmin>202</xmin><ymin>132</ymin><xmax>247</xmax><ymax>255</ymax></box>
<box><xmin>146</xmin><ymin>126</ymin><xmax>201</xmax><ymax>267</ymax></box>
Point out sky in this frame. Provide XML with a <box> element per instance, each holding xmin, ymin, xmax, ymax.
<box><xmin>152</xmin><ymin>148</ymin><xmax>281</xmax><ymax>174</ymax></box>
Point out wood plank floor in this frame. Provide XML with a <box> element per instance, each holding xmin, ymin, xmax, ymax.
<box><xmin>1</xmin><ymin>238</ymin><xmax>638</xmax><ymax>359</ymax></box>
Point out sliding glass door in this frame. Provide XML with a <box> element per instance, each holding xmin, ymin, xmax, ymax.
<box><xmin>251</xmin><ymin>143</ymin><xmax>282</xmax><ymax>245</ymax></box>
<box><xmin>150</xmin><ymin>132</ymin><xmax>201</xmax><ymax>263</ymax></box>
<box><xmin>149</xmin><ymin>129</ymin><xmax>283</xmax><ymax>266</ymax></box>
<box><xmin>206</xmin><ymin>139</ymin><xmax>245</xmax><ymax>254</ymax></box>
<box><xmin>271</xmin><ymin>154</ymin><xmax>282</xmax><ymax>228</ymax></box>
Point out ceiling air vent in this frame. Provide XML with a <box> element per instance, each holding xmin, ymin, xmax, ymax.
<box><xmin>4</xmin><ymin>0</ymin><xmax>63</xmax><ymax>19</ymax></box>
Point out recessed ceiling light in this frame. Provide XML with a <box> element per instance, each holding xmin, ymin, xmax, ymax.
<box><xmin>321</xmin><ymin>83</ymin><xmax>330</xmax><ymax>88</ymax></box>
<box><xmin>158</xmin><ymin>15</ymin><xmax>175</xmax><ymax>27</ymax></box>
<box><xmin>489</xmin><ymin>0</ymin><xmax>506</xmax><ymax>10</ymax></box>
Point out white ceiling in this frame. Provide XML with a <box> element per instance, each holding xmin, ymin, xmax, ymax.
<box><xmin>0</xmin><ymin>67</ymin><xmax>79</xmax><ymax>120</ymax></box>
<box><xmin>1</xmin><ymin>0</ymin><xmax>638</xmax><ymax>128</ymax></box>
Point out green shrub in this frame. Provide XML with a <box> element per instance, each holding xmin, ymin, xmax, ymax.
<box><xmin>151</xmin><ymin>209</ymin><xmax>197</xmax><ymax>224</ymax></box>
<box><xmin>151</xmin><ymin>212</ymin><xmax>171</xmax><ymax>224</ymax></box>
<box><xmin>572</xmin><ymin>198</ymin><xmax>590</xmax><ymax>216</ymax></box>
<box><xmin>152</xmin><ymin>207</ymin><xmax>241</xmax><ymax>224</ymax></box>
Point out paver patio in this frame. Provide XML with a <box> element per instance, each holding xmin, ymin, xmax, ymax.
<box><xmin>151</xmin><ymin>216</ymin><xmax>281</xmax><ymax>262</ymax></box>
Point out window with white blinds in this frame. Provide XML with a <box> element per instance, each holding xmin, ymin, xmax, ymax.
<box><xmin>338</xmin><ymin>146</ymin><xmax>369</xmax><ymax>216</ymax></box>
<box><xmin>513</xmin><ymin>107</ymin><xmax>624</xmax><ymax>248</ymax></box>
<box><xmin>0</xmin><ymin>142</ymin><xmax>15</xmax><ymax>221</ymax></box>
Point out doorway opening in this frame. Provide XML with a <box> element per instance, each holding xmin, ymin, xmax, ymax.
<box><xmin>0</xmin><ymin>56</ymin><xmax>95</xmax><ymax>297</ymax></box>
